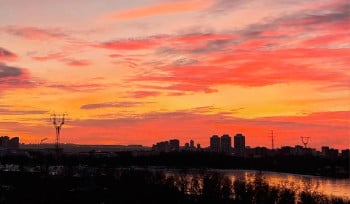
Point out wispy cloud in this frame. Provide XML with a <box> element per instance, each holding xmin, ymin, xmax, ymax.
<box><xmin>0</xmin><ymin>63</ymin><xmax>22</xmax><ymax>78</ymax></box>
<box><xmin>2</xmin><ymin>26</ymin><xmax>67</xmax><ymax>40</ymax></box>
<box><xmin>0</xmin><ymin>108</ymin><xmax>47</xmax><ymax>115</ymax></box>
<box><xmin>47</xmin><ymin>83</ymin><xmax>107</xmax><ymax>92</ymax></box>
<box><xmin>0</xmin><ymin>63</ymin><xmax>34</xmax><ymax>89</ymax></box>
<box><xmin>63</xmin><ymin>59</ymin><xmax>92</xmax><ymax>67</ymax></box>
<box><xmin>129</xmin><ymin>91</ymin><xmax>161</xmax><ymax>98</ymax></box>
<box><xmin>81</xmin><ymin>101</ymin><xmax>149</xmax><ymax>110</ymax></box>
<box><xmin>96</xmin><ymin>33</ymin><xmax>237</xmax><ymax>52</ymax></box>
<box><xmin>99</xmin><ymin>0</ymin><xmax>211</xmax><ymax>21</ymax></box>
<box><xmin>132</xmin><ymin>57</ymin><xmax>348</xmax><ymax>91</ymax></box>
<box><xmin>0</xmin><ymin>47</ymin><xmax>17</xmax><ymax>61</ymax></box>
<box><xmin>32</xmin><ymin>52</ymin><xmax>66</xmax><ymax>61</ymax></box>
<box><xmin>205</xmin><ymin>0</ymin><xmax>247</xmax><ymax>14</ymax></box>
<box><xmin>96</xmin><ymin>37</ymin><xmax>161</xmax><ymax>50</ymax></box>
<box><xmin>32</xmin><ymin>53</ymin><xmax>92</xmax><ymax>66</ymax></box>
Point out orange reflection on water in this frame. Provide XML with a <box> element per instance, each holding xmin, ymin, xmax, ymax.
<box><xmin>226</xmin><ymin>170</ymin><xmax>350</xmax><ymax>199</ymax></box>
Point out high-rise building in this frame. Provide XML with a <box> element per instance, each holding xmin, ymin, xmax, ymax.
<box><xmin>169</xmin><ymin>139</ymin><xmax>180</xmax><ymax>152</ymax></box>
<box><xmin>321</xmin><ymin>146</ymin><xmax>330</xmax><ymax>157</ymax></box>
<box><xmin>0</xmin><ymin>136</ymin><xmax>10</xmax><ymax>148</ymax></box>
<box><xmin>221</xmin><ymin>134</ymin><xmax>232</xmax><ymax>153</ymax></box>
<box><xmin>152</xmin><ymin>141</ymin><xmax>170</xmax><ymax>152</ymax></box>
<box><xmin>0</xmin><ymin>136</ymin><xmax>19</xmax><ymax>149</ymax></box>
<box><xmin>210</xmin><ymin>135</ymin><xmax>220</xmax><ymax>152</ymax></box>
<box><xmin>190</xmin><ymin>140</ymin><xmax>195</xmax><ymax>148</ymax></box>
<box><xmin>8</xmin><ymin>137</ymin><xmax>19</xmax><ymax>149</ymax></box>
<box><xmin>234</xmin><ymin>133</ymin><xmax>245</xmax><ymax>156</ymax></box>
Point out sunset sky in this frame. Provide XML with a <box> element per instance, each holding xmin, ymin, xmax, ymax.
<box><xmin>0</xmin><ymin>0</ymin><xmax>349</xmax><ymax>149</ymax></box>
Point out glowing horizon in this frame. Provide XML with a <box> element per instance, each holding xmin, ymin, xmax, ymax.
<box><xmin>0</xmin><ymin>0</ymin><xmax>349</xmax><ymax>149</ymax></box>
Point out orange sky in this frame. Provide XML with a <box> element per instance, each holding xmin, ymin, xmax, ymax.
<box><xmin>0</xmin><ymin>0</ymin><xmax>349</xmax><ymax>149</ymax></box>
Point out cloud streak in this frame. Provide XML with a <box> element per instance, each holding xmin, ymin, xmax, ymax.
<box><xmin>99</xmin><ymin>0</ymin><xmax>211</xmax><ymax>21</ymax></box>
<box><xmin>0</xmin><ymin>63</ymin><xmax>34</xmax><ymax>90</ymax></box>
<box><xmin>0</xmin><ymin>47</ymin><xmax>17</xmax><ymax>61</ymax></box>
<box><xmin>96</xmin><ymin>37</ymin><xmax>160</xmax><ymax>50</ymax></box>
<box><xmin>129</xmin><ymin>91</ymin><xmax>161</xmax><ymax>98</ymax></box>
<box><xmin>0</xmin><ymin>108</ymin><xmax>47</xmax><ymax>115</ymax></box>
<box><xmin>2</xmin><ymin>26</ymin><xmax>67</xmax><ymax>40</ymax></box>
<box><xmin>64</xmin><ymin>59</ymin><xmax>92</xmax><ymax>67</ymax></box>
<box><xmin>32</xmin><ymin>52</ymin><xmax>66</xmax><ymax>61</ymax></box>
<box><xmin>47</xmin><ymin>83</ymin><xmax>107</xmax><ymax>92</ymax></box>
<box><xmin>81</xmin><ymin>101</ymin><xmax>148</xmax><ymax>110</ymax></box>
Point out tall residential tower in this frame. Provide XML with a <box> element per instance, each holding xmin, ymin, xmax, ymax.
<box><xmin>234</xmin><ymin>133</ymin><xmax>245</xmax><ymax>156</ymax></box>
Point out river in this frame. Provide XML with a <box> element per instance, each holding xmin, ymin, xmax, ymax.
<box><xmin>162</xmin><ymin>168</ymin><xmax>350</xmax><ymax>199</ymax></box>
<box><xmin>224</xmin><ymin>170</ymin><xmax>350</xmax><ymax>199</ymax></box>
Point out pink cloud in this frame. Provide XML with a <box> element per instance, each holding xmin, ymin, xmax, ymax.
<box><xmin>172</xmin><ymin>33</ymin><xmax>237</xmax><ymax>44</ymax></box>
<box><xmin>0</xmin><ymin>108</ymin><xmax>47</xmax><ymax>115</ymax></box>
<box><xmin>97</xmin><ymin>33</ymin><xmax>237</xmax><ymax>52</ymax></box>
<box><xmin>132</xmin><ymin>53</ymin><xmax>348</xmax><ymax>92</ymax></box>
<box><xmin>96</xmin><ymin>38</ymin><xmax>160</xmax><ymax>50</ymax></box>
<box><xmin>109</xmin><ymin>4</ymin><xmax>350</xmax><ymax>93</ymax></box>
<box><xmin>32</xmin><ymin>53</ymin><xmax>92</xmax><ymax>67</ymax></box>
<box><xmin>0</xmin><ymin>63</ymin><xmax>34</xmax><ymax>90</ymax></box>
<box><xmin>99</xmin><ymin>0</ymin><xmax>210</xmax><ymax>21</ymax></box>
<box><xmin>167</xmin><ymin>92</ymin><xmax>187</xmax><ymax>96</ymax></box>
<box><xmin>47</xmin><ymin>83</ymin><xmax>106</xmax><ymax>92</ymax></box>
<box><xmin>2</xmin><ymin>26</ymin><xmax>66</xmax><ymax>40</ymax></box>
<box><xmin>109</xmin><ymin>54</ymin><xmax>123</xmax><ymax>58</ymax></box>
<box><xmin>64</xmin><ymin>59</ymin><xmax>92</xmax><ymax>67</ymax></box>
<box><xmin>129</xmin><ymin>91</ymin><xmax>161</xmax><ymax>98</ymax></box>
<box><xmin>167</xmin><ymin>83</ymin><xmax>218</xmax><ymax>93</ymax></box>
<box><xmin>0</xmin><ymin>47</ymin><xmax>18</xmax><ymax>61</ymax></box>
<box><xmin>32</xmin><ymin>52</ymin><xmax>65</xmax><ymax>61</ymax></box>
<box><xmin>81</xmin><ymin>101</ymin><xmax>149</xmax><ymax>110</ymax></box>
<box><xmin>300</xmin><ymin>33</ymin><xmax>350</xmax><ymax>47</ymax></box>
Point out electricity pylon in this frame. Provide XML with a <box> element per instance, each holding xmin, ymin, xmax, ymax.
<box><xmin>50</xmin><ymin>113</ymin><xmax>66</xmax><ymax>153</ymax></box>
<box><xmin>301</xmin><ymin>137</ymin><xmax>310</xmax><ymax>148</ymax></box>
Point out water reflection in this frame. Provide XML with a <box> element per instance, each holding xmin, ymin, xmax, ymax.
<box><xmin>166</xmin><ymin>169</ymin><xmax>350</xmax><ymax>199</ymax></box>
<box><xmin>229</xmin><ymin>171</ymin><xmax>350</xmax><ymax>199</ymax></box>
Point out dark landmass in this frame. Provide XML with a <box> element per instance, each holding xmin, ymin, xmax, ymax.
<box><xmin>0</xmin><ymin>169</ymin><xmax>349</xmax><ymax>204</ymax></box>
<box><xmin>1</xmin><ymin>150</ymin><xmax>349</xmax><ymax>178</ymax></box>
<box><xmin>20</xmin><ymin>143</ymin><xmax>150</xmax><ymax>152</ymax></box>
<box><xmin>1</xmin><ymin>150</ymin><xmax>349</xmax><ymax>203</ymax></box>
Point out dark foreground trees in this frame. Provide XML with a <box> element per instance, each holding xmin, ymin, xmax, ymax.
<box><xmin>0</xmin><ymin>169</ymin><xmax>348</xmax><ymax>204</ymax></box>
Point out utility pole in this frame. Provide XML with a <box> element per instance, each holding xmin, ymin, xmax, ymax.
<box><xmin>271</xmin><ymin>130</ymin><xmax>275</xmax><ymax>150</ymax></box>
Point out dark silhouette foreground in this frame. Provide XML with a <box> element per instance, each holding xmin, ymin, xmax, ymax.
<box><xmin>0</xmin><ymin>169</ymin><xmax>348</xmax><ymax>204</ymax></box>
